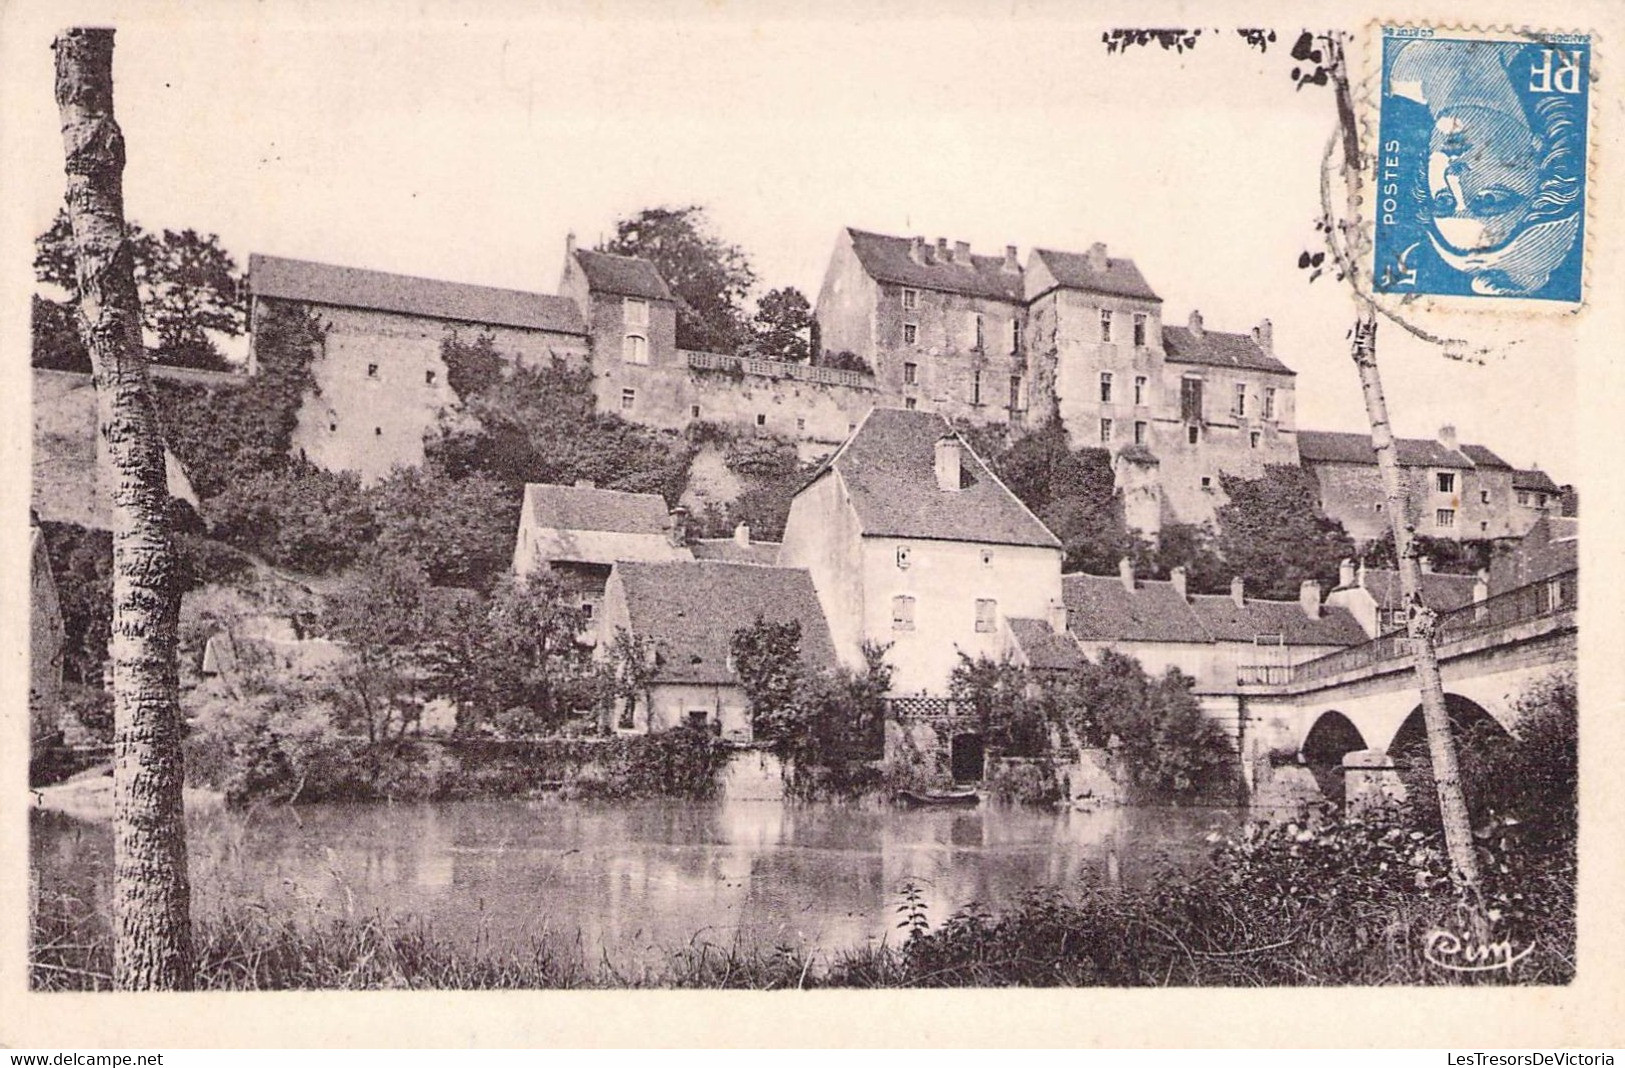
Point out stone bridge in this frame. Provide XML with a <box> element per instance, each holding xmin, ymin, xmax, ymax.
<box><xmin>1238</xmin><ymin>570</ymin><xmax>1576</xmax><ymax>800</ymax></box>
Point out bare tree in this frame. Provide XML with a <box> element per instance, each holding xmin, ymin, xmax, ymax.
<box><xmin>53</xmin><ymin>27</ymin><xmax>195</xmax><ymax>989</ymax></box>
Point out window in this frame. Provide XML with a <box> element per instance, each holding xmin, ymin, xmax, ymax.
<box><xmin>1134</xmin><ymin>375</ymin><xmax>1147</xmax><ymax>405</ymax></box>
<box><xmin>579</xmin><ymin>602</ymin><xmax>594</xmax><ymax>621</ymax></box>
<box><xmin>425</xmin><ymin>370</ymin><xmax>437</xmax><ymax>386</ymax></box>
<box><xmin>366</xmin><ymin>363</ymin><xmax>380</xmax><ymax>379</ymax></box>
<box><xmin>902</xmin><ymin>288</ymin><xmax>918</xmax><ymax>311</ymax></box>
<box><xmin>329</xmin><ymin>422</ymin><xmax>337</xmax><ymax>433</ymax></box>
<box><xmin>1481</xmin><ymin>521</ymin><xmax>1489</xmax><ymax>533</ymax></box>
<box><xmin>692</xmin><ymin>404</ymin><xmax>701</xmax><ymax>419</ymax></box>
<box><xmin>1099</xmin><ymin>418</ymin><xmax>1113</xmax><ymax>444</ymax></box>
<box><xmin>624</xmin><ymin>297</ymin><xmax>649</xmax><ymax>328</ymax></box>
<box><xmin>971</xmin><ymin>371</ymin><xmax>982</xmax><ymax>406</ymax></box>
<box><xmin>797</xmin><ymin>417</ymin><xmax>806</xmax><ymax>431</ymax></box>
<box><xmin>903</xmin><ymin>361</ymin><xmax>918</xmax><ymax>386</ymax></box>
<box><xmin>621</xmin><ymin>388</ymin><xmax>636</xmax><ymax>410</ymax></box>
<box><xmin>975</xmin><ymin>599</ymin><xmax>997</xmax><ymax>634</ymax></box>
<box><xmin>1436</xmin><ymin>472</ymin><xmax>1456</xmax><ymax>494</ymax></box>
<box><xmin>756</xmin><ymin>413</ymin><xmax>766</xmax><ymax>427</ymax></box>
<box><xmin>1180</xmin><ymin>376</ymin><xmax>1204</xmax><ymax>422</ymax></box>
<box><xmin>1480</xmin><ymin>489</ymin><xmax>1491</xmax><ymax>504</ymax></box>
<box><xmin>895</xmin><ymin>545</ymin><xmax>912</xmax><ymax>569</ymax></box>
<box><xmin>1099</xmin><ymin>308</ymin><xmax>1113</xmax><ymax>342</ymax></box>
<box><xmin>981</xmin><ymin>549</ymin><xmax>994</xmax><ymax>567</ymax></box>
<box><xmin>1187</xmin><ymin>425</ymin><xmax>1200</xmax><ymax>445</ymax></box>
<box><xmin>903</xmin><ymin>323</ymin><xmax>918</xmax><ymax>345</ymax></box>
<box><xmin>974</xmin><ymin>314</ymin><xmax>985</xmax><ymax>351</ymax></box>
<box><xmin>1264</xmin><ymin>387</ymin><xmax>1277</xmax><ymax>419</ymax></box>
<box><xmin>1009</xmin><ymin>375</ymin><xmax>1023</xmax><ymax>411</ymax></box>
<box><xmin>1134</xmin><ymin>420</ymin><xmax>1148</xmax><ymax>445</ymax></box>
<box><xmin>1009</xmin><ymin>318</ymin><xmax>1021</xmax><ymax>354</ymax></box>
<box><xmin>1133</xmin><ymin>312</ymin><xmax>1147</xmax><ymax>347</ymax></box>
<box><xmin>1201</xmin><ymin>476</ymin><xmax>1213</xmax><ymax>490</ymax></box>
<box><xmin>623</xmin><ymin>334</ymin><xmax>649</xmax><ymax>364</ymax></box>
<box><xmin>904</xmin><ymin>397</ymin><xmax>917</xmax><ymax>410</ymax></box>
<box><xmin>1234</xmin><ymin>383</ymin><xmax>1247</xmax><ymax>417</ymax></box>
<box><xmin>374</xmin><ymin>426</ymin><xmax>383</xmax><ymax>436</ymax></box>
<box><xmin>1436</xmin><ymin>508</ymin><xmax>1456</xmax><ymax>528</ymax></box>
<box><xmin>1517</xmin><ymin>490</ymin><xmax>1531</xmax><ymax>506</ymax></box>
<box><xmin>892</xmin><ymin>594</ymin><xmax>916</xmax><ymax>631</ymax></box>
<box><xmin>1249</xmin><ymin>431</ymin><xmax>1261</xmax><ymax>449</ymax></box>
<box><xmin>1100</xmin><ymin>372</ymin><xmax>1113</xmax><ymax>403</ymax></box>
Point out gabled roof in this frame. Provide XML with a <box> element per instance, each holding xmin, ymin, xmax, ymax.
<box><xmin>32</xmin><ymin>369</ymin><xmax>197</xmax><ymax>531</ymax></box>
<box><xmin>1297</xmin><ymin>429</ymin><xmax>1473</xmax><ymax>468</ymax></box>
<box><xmin>1007</xmin><ymin>617</ymin><xmax>1089</xmax><ymax>672</ymax></box>
<box><xmin>613</xmin><ymin>561</ymin><xmax>838</xmax><ymax>686</ymax></box>
<box><xmin>821</xmin><ymin>408</ymin><xmax>1061</xmax><ymax>549</ymax></box>
<box><xmin>1512</xmin><ymin>468</ymin><xmax>1562</xmax><ymax>494</ymax></box>
<box><xmin>518</xmin><ymin>483</ymin><xmax>690</xmax><ymax>567</ymax></box>
<box><xmin>572</xmin><ymin>249</ymin><xmax>674</xmax><ymax>302</ymax></box>
<box><xmin>845</xmin><ymin>229</ymin><xmax>1026</xmax><ymax>303</ymax></box>
<box><xmin>249</xmin><ymin>254</ymin><xmax>586</xmax><ymax>335</ymax></box>
<box><xmin>1186</xmin><ymin>594</ymin><xmax>1369</xmax><ymax>647</ymax></box>
<box><xmin>1161</xmin><ymin>326</ymin><xmax>1295</xmax><ymax>376</ymax></box>
<box><xmin>1460</xmin><ymin>443</ymin><xmax>1512</xmax><ymax>469</ymax></box>
<box><xmin>1030</xmin><ymin>247</ymin><xmax>1162</xmax><ymax>303</ymax></box>
<box><xmin>689</xmin><ymin>538</ymin><xmax>781</xmax><ymax>565</ymax></box>
<box><xmin>1062</xmin><ymin>575</ymin><xmax>1209</xmax><ymax>643</ymax></box>
<box><xmin>1345</xmin><ymin>568</ymin><xmax>1479</xmax><ymax>612</ymax></box>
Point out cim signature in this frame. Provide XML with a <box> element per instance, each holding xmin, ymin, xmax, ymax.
<box><xmin>1424</xmin><ymin>929</ymin><xmax>1535</xmax><ymax>976</ymax></box>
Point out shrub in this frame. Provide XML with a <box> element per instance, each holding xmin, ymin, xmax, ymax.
<box><xmin>204</xmin><ymin>465</ymin><xmax>376</xmax><ymax>573</ymax></box>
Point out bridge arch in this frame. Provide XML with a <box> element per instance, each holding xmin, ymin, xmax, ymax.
<box><xmin>1300</xmin><ymin>711</ymin><xmax>1367</xmax><ymax>805</ymax></box>
<box><xmin>1386</xmin><ymin>693</ymin><xmax>1513</xmax><ymax>759</ymax></box>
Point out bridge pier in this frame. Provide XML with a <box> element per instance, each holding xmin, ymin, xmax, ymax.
<box><xmin>1342</xmin><ymin>748</ymin><xmax>1406</xmax><ymax>815</ymax></box>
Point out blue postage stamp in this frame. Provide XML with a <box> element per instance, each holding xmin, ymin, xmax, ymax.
<box><xmin>1373</xmin><ymin>28</ymin><xmax>1590</xmax><ymax>303</ymax></box>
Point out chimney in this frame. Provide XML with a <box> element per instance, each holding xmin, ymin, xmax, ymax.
<box><xmin>1087</xmin><ymin>241</ymin><xmax>1108</xmax><ymax>273</ymax></box>
<box><xmin>1339</xmin><ymin>558</ymin><xmax>1355</xmax><ymax>589</ymax></box>
<box><xmin>1188</xmin><ymin>309</ymin><xmax>1205</xmax><ymax>339</ymax></box>
<box><xmin>1300</xmin><ymin>579</ymin><xmax>1322</xmax><ymax>619</ymax></box>
<box><xmin>1252</xmin><ymin>318</ymin><xmax>1273</xmax><ymax>355</ymax></box>
<box><xmin>1420</xmin><ymin>555</ymin><xmax>1434</xmax><ymax>574</ymax></box>
<box><xmin>1473</xmin><ymin>569</ymin><xmax>1489</xmax><ymax>604</ymax></box>
<box><xmin>1047</xmin><ymin>597</ymin><xmax>1069</xmax><ymax>634</ymax></box>
<box><xmin>733</xmin><ymin>522</ymin><xmax>751</xmax><ymax>547</ymax></box>
<box><xmin>1118</xmin><ymin>556</ymin><xmax>1135</xmax><ymax>593</ymax></box>
<box><xmin>935</xmin><ymin>237</ymin><xmax>949</xmax><ymax>263</ymax></box>
<box><xmin>1438</xmin><ymin>424</ymin><xmax>1458</xmax><ymax>451</ymax></box>
<box><xmin>953</xmin><ymin>240</ymin><xmax>972</xmax><ymax>266</ymax></box>
<box><xmin>909</xmin><ymin>236</ymin><xmax>927</xmax><ymax>265</ymax></box>
<box><xmin>1230</xmin><ymin>575</ymin><xmax>1245</xmax><ymax>608</ymax></box>
<box><xmin>1357</xmin><ymin>559</ymin><xmax>1368</xmax><ymax>588</ymax></box>
<box><xmin>565</xmin><ymin>231</ymin><xmax>577</xmax><ymax>258</ymax></box>
<box><xmin>1170</xmin><ymin>565</ymin><xmax>1188</xmax><ymax>602</ymax></box>
<box><xmin>574</xmin><ymin>478</ymin><xmax>595</xmax><ymax>489</ymax></box>
<box><xmin>1004</xmin><ymin>244</ymin><xmax>1020</xmax><ymax>272</ymax></box>
<box><xmin>934</xmin><ymin>434</ymin><xmax>963</xmax><ymax>492</ymax></box>
<box><xmin>668</xmin><ymin>506</ymin><xmax>689</xmax><ymax>548</ymax></box>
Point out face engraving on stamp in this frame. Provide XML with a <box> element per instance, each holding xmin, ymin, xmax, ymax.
<box><xmin>1375</xmin><ymin>31</ymin><xmax>1589</xmax><ymax>302</ymax></box>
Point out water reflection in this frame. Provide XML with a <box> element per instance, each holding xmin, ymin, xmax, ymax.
<box><xmin>31</xmin><ymin>799</ymin><xmax>1237</xmax><ymax>966</ymax></box>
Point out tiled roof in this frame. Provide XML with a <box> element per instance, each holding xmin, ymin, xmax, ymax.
<box><xmin>523</xmin><ymin>483</ymin><xmax>673</xmax><ymax>536</ymax></box>
<box><xmin>689</xmin><ymin>538</ymin><xmax>781</xmax><ymax>565</ymax></box>
<box><xmin>1161</xmin><ymin>326</ymin><xmax>1295</xmax><ymax>376</ymax></box>
<box><xmin>1350</xmin><ymin>568</ymin><xmax>1479</xmax><ymax>612</ymax></box>
<box><xmin>845</xmin><ymin>229</ymin><xmax>1026</xmax><ymax>303</ymax></box>
<box><xmin>1297</xmin><ymin>429</ymin><xmax>1473</xmax><ymax>469</ymax></box>
<box><xmin>1007</xmin><ymin>617</ymin><xmax>1089</xmax><ymax>672</ymax></box>
<box><xmin>1186</xmin><ymin>594</ymin><xmax>1369</xmax><ymax>646</ymax></box>
<box><xmin>1488</xmin><ymin>516</ymin><xmax>1576</xmax><ymax>595</ymax></box>
<box><xmin>32</xmin><ymin>369</ymin><xmax>197</xmax><ymax>530</ymax></box>
<box><xmin>1062</xmin><ymin>575</ymin><xmax>1209</xmax><ymax>643</ymax></box>
<box><xmin>1512</xmin><ymin>468</ymin><xmax>1562</xmax><ymax>493</ymax></box>
<box><xmin>614</xmin><ymin>561</ymin><xmax>838</xmax><ymax>686</ymax></box>
<box><xmin>823</xmin><ymin>408</ymin><xmax>1061</xmax><ymax>549</ymax></box>
<box><xmin>1460</xmin><ymin>443</ymin><xmax>1512</xmax><ymax>469</ymax></box>
<box><xmin>1030</xmin><ymin>247</ymin><xmax>1162</xmax><ymax>302</ymax></box>
<box><xmin>250</xmin><ymin>254</ymin><xmax>587</xmax><ymax>334</ymax></box>
<box><xmin>572</xmin><ymin>249</ymin><xmax>674</xmax><ymax>301</ymax></box>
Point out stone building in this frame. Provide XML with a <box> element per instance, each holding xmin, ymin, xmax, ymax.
<box><xmin>1512</xmin><ymin>466</ymin><xmax>1563</xmax><ymax>518</ymax></box>
<box><xmin>248</xmin><ymin>254</ymin><xmax>590</xmax><ymax>483</ymax></box>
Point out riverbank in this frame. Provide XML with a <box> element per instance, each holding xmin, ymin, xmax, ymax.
<box><xmin>32</xmin><ymin>765</ymin><xmax>225</xmax><ymax>823</ymax></box>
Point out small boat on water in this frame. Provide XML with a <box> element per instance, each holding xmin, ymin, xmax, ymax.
<box><xmin>896</xmin><ymin>788</ymin><xmax>980</xmax><ymax>808</ymax></box>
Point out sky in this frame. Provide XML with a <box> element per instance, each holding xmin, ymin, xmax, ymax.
<box><xmin>1</xmin><ymin>0</ymin><xmax>1582</xmax><ymax>483</ymax></box>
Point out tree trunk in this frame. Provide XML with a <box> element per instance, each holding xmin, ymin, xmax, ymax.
<box><xmin>1325</xmin><ymin>35</ymin><xmax>1483</xmax><ymax>898</ymax></box>
<box><xmin>53</xmin><ymin>27</ymin><xmax>195</xmax><ymax>990</ymax></box>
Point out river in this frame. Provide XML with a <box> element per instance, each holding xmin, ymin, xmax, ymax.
<box><xmin>30</xmin><ymin>798</ymin><xmax>1240</xmax><ymax>968</ymax></box>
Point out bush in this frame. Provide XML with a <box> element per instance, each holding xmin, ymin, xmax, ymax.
<box><xmin>1072</xmin><ymin>650</ymin><xmax>1234</xmax><ymax>798</ymax></box>
<box><xmin>204</xmin><ymin>465</ymin><xmax>376</xmax><ymax>573</ymax></box>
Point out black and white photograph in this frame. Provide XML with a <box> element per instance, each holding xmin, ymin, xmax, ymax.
<box><xmin>4</xmin><ymin>0</ymin><xmax>1621</xmax><ymax>1050</ymax></box>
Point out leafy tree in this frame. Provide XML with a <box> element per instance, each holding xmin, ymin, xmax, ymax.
<box><xmin>38</xmin><ymin>521</ymin><xmax>114</xmax><ymax>686</ymax></box>
<box><xmin>203</xmin><ymin>465</ymin><xmax>376</xmax><ymax>574</ymax></box>
<box><xmin>819</xmin><ymin>349</ymin><xmax>874</xmax><ymax>375</ymax></box>
<box><xmin>31</xmin><ymin>294</ymin><xmax>91</xmax><ymax>372</ymax></box>
<box><xmin>751</xmin><ymin>286</ymin><xmax>813</xmax><ymax>361</ymax></box>
<box><xmin>35</xmin><ymin>209</ymin><xmax>246</xmax><ymax>370</ymax></box>
<box><xmin>729</xmin><ymin>616</ymin><xmax>807</xmax><ymax>748</ymax></box>
<box><xmin>605</xmin><ymin>628</ymin><xmax>659</xmax><ymax>731</ymax></box>
<box><xmin>600</xmin><ymin>205</ymin><xmax>756</xmax><ymax>352</ymax></box>
<box><xmin>1363</xmin><ymin>530</ymin><xmax>1491</xmax><ymax>576</ymax></box>
<box><xmin>1214</xmin><ymin>465</ymin><xmax>1357</xmax><ymax>599</ymax></box>
<box><xmin>948</xmin><ymin>652</ymin><xmax>1051</xmax><ymax>758</ymax></box>
<box><xmin>1149</xmin><ymin>522</ymin><xmax>1229</xmax><ymax>593</ymax></box>
<box><xmin>320</xmin><ymin>556</ymin><xmax>437</xmax><ymax>745</ymax></box>
<box><xmin>1072</xmin><ymin>649</ymin><xmax>1231</xmax><ymax>796</ymax></box>
<box><xmin>369</xmin><ymin>465</ymin><xmax>520</xmax><ymax>590</ymax></box>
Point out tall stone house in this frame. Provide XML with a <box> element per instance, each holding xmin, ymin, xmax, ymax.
<box><xmin>777</xmin><ymin>407</ymin><xmax>1066</xmax><ymax>696</ymax></box>
<box><xmin>812</xmin><ymin>228</ymin><xmax>1299</xmax><ymax>533</ymax></box>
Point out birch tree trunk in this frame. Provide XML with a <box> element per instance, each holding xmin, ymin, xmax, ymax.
<box><xmin>1327</xmin><ymin>36</ymin><xmax>1483</xmax><ymax>897</ymax></box>
<box><xmin>53</xmin><ymin>27</ymin><xmax>195</xmax><ymax>989</ymax></box>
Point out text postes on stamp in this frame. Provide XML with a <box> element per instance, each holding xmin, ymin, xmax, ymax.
<box><xmin>1373</xmin><ymin>28</ymin><xmax>1590</xmax><ymax>304</ymax></box>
